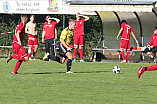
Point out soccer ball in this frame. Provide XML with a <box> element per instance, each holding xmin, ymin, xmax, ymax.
<box><xmin>113</xmin><ymin>66</ymin><xmax>120</xmax><ymax>73</ymax></box>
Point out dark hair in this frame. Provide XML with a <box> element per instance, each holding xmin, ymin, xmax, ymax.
<box><xmin>153</xmin><ymin>27</ymin><xmax>157</xmax><ymax>31</ymax></box>
<box><xmin>121</xmin><ymin>20</ymin><xmax>127</xmax><ymax>24</ymax></box>
<box><xmin>21</xmin><ymin>15</ymin><xmax>28</xmax><ymax>19</ymax></box>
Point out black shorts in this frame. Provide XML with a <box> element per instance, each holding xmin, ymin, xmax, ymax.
<box><xmin>59</xmin><ymin>42</ymin><xmax>68</xmax><ymax>58</ymax></box>
<box><xmin>144</xmin><ymin>47</ymin><xmax>157</xmax><ymax>53</ymax></box>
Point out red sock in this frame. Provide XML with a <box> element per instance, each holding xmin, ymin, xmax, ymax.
<box><xmin>147</xmin><ymin>64</ymin><xmax>157</xmax><ymax>71</ymax></box>
<box><xmin>121</xmin><ymin>51</ymin><xmax>126</xmax><ymax>60</ymax></box>
<box><xmin>79</xmin><ymin>49</ymin><xmax>83</xmax><ymax>60</ymax></box>
<box><xmin>74</xmin><ymin>48</ymin><xmax>77</xmax><ymax>59</ymax></box>
<box><xmin>33</xmin><ymin>51</ymin><xmax>36</xmax><ymax>56</ymax></box>
<box><xmin>11</xmin><ymin>55</ymin><xmax>26</xmax><ymax>61</ymax></box>
<box><xmin>126</xmin><ymin>51</ymin><xmax>130</xmax><ymax>61</ymax></box>
<box><xmin>28</xmin><ymin>53</ymin><xmax>31</xmax><ymax>58</ymax></box>
<box><xmin>13</xmin><ymin>61</ymin><xmax>23</xmax><ymax>74</ymax></box>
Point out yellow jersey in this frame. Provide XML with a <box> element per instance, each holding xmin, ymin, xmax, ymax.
<box><xmin>60</xmin><ymin>27</ymin><xmax>74</xmax><ymax>45</ymax></box>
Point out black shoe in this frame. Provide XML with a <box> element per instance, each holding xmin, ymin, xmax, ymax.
<box><xmin>7</xmin><ymin>53</ymin><xmax>12</xmax><ymax>63</ymax></box>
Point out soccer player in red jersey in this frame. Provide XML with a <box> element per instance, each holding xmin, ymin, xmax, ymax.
<box><xmin>6</xmin><ymin>15</ymin><xmax>34</xmax><ymax>74</ymax></box>
<box><xmin>73</xmin><ymin>13</ymin><xmax>89</xmax><ymax>62</ymax></box>
<box><xmin>143</xmin><ymin>27</ymin><xmax>157</xmax><ymax>62</ymax></box>
<box><xmin>25</xmin><ymin>15</ymin><xmax>38</xmax><ymax>60</ymax></box>
<box><xmin>138</xmin><ymin>27</ymin><xmax>157</xmax><ymax>78</ymax></box>
<box><xmin>117</xmin><ymin>20</ymin><xmax>138</xmax><ymax>63</ymax></box>
<box><xmin>42</xmin><ymin>15</ymin><xmax>60</xmax><ymax>60</ymax></box>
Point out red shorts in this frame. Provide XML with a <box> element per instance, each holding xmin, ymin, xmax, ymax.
<box><xmin>74</xmin><ymin>35</ymin><xmax>84</xmax><ymax>46</ymax></box>
<box><xmin>120</xmin><ymin>39</ymin><xmax>130</xmax><ymax>50</ymax></box>
<box><xmin>12</xmin><ymin>43</ymin><xmax>27</xmax><ymax>58</ymax></box>
<box><xmin>28</xmin><ymin>37</ymin><xmax>38</xmax><ymax>46</ymax></box>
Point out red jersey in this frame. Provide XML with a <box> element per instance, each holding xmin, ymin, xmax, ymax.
<box><xmin>13</xmin><ymin>22</ymin><xmax>25</xmax><ymax>43</ymax></box>
<box><xmin>121</xmin><ymin>23</ymin><xmax>133</xmax><ymax>40</ymax></box>
<box><xmin>43</xmin><ymin>21</ymin><xmax>57</xmax><ymax>40</ymax></box>
<box><xmin>74</xmin><ymin>19</ymin><xmax>85</xmax><ymax>36</ymax></box>
<box><xmin>149</xmin><ymin>34</ymin><xmax>157</xmax><ymax>47</ymax></box>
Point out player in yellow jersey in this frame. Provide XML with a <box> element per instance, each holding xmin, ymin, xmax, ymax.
<box><xmin>47</xmin><ymin>19</ymin><xmax>76</xmax><ymax>73</ymax></box>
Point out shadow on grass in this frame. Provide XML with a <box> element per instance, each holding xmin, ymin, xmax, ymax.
<box><xmin>24</xmin><ymin>72</ymin><xmax>65</xmax><ymax>74</ymax></box>
<box><xmin>24</xmin><ymin>70</ymin><xmax>114</xmax><ymax>74</ymax></box>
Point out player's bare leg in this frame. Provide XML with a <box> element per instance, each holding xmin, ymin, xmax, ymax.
<box><xmin>146</xmin><ymin>52</ymin><xmax>154</xmax><ymax>58</ymax></box>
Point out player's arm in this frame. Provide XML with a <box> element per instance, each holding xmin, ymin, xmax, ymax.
<box><xmin>16</xmin><ymin>30</ymin><xmax>22</xmax><ymax>46</ymax></box>
<box><xmin>50</xmin><ymin>17</ymin><xmax>60</xmax><ymax>23</ymax></box>
<box><xmin>55</xmin><ymin>28</ymin><xmax>57</xmax><ymax>40</ymax></box>
<box><xmin>61</xmin><ymin>39</ymin><xmax>71</xmax><ymax>51</ymax></box>
<box><xmin>131</xmin><ymin>32</ymin><xmax>138</xmax><ymax>44</ymax></box>
<box><xmin>25</xmin><ymin>23</ymin><xmax>30</xmax><ymax>34</ymax></box>
<box><xmin>33</xmin><ymin>23</ymin><xmax>38</xmax><ymax>36</ymax></box>
<box><xmin>42</xmin><ymin>31</ymin><xmax>45</xmax><ymax>43</ymax></box>
<box><xmin>83</xmin><ymin>15</ymin><xmax>90</xmax><ymax>21</ymax></box>
<box><xmin>117</xmin><ymin>28</ymin><xmax>123</xmax><ymax>40</ymax></box>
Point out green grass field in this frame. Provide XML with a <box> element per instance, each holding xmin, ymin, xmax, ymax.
<box><xmin>1</xmin><ymin>59</ymin><xmax>157</xmax><ymax>104</ymax></box>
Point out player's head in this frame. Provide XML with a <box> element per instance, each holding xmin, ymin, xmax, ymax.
<box><xmin>46</xmin><ymin>15</ymin><xmax>52</xmax><ymax>23</ymax></box>
<box><xmin>153</xmin><ymin>27</ymin><xmax>157</xmax><ymax>34</ymax></box>
<box><xmin>121</xmin><ymin>20</ymin><xmax>127</xmax><ymax>24</ymax></box>
<box><xmin>21</xmin><ymin>15</ymin><xmax>28</xmax><ymax>23</ymax></box>
<box><xmin>76</xmin><ymin>12</ymin><xmax>81</xmax><ymax>20</ymax></box>
<box><xmin>30</xmin><ymin>15</ymin><xmax>35</xmax><ymax>22</ymax></box>
<box><xmin>68</xmin><ymin>19</ymin><xmax>76</xmax><ymax>30</ymax></box>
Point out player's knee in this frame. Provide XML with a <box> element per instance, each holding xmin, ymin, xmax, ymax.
<box><xmin>25</xmin><ymin>56</ymin><xmax>29</xmax><ymax>61</ymax></box>
<box><xmin>74</xmin><ymin>45</ymin><xmax>78</xmax><ymax>49</ymax></box>
<box><xmin>79</xmin><ymin>46</ymin><xmax>83</xmax><ymax>49</ymax></box>
<box><xmin>68</xmin><ymin>55</ymin><xmax>73</xmax><ymax>60</ymax></box>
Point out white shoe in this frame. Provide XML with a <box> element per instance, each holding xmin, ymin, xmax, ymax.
<box><xmin>120</xmin><ymin>60</ymin><xmax>126</xmax><ymax>63</ymax></box>
<box><xmin>33</xmin><ymin>56</ymin><xmax>35</xmax><ymax>60</ymax></box>
<box><xmin>29</xmin><ymin>58</ymin><xmax>32</xmax><ymax>61</ymax></box>
<box><xmin>66</xmin><ymin>71</ymin><xmax>73</xmax><ymax>73</ymax></box>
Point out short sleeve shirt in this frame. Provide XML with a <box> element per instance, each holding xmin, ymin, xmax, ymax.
<box><xmin>13</xmin><ymin>22</ymin><xmax>25</xmax><ymax>43</ymax></box>
<box><xmin>121</xmin><ymin>23</ymin><xmax>133</xmax><ymax>40</ymax></box>
<box><xmin>43</xmin><ymin>21</ymin><xmax>57</xmax><ymax>40</ymax></box>
<box><xmin>60</xmin><ymin>27</ymin><xmax>74</xmax><ymax>45</ymax></box>
<box><xmin>74</xmin><ymin>19</ymin><xmax>85</xmax><ymax>36</ymax></box>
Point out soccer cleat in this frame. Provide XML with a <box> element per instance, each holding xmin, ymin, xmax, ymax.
<box><xmin>7</xmin><ymin>53</ymin><xmax>12</xmax><ymax>63</ymax></box>
<box><xmin>127</xmin><ymin>61</ymin><xmax>129</xmax><ymax>63</ymax></box>
<box><xmin>73</xmin><ymin>59</ymin><xmax>76</xmax><ymax>62</ymax></box>
<box><xmin>43</xmin><ymin>55</ymin><xmax>48</xmax><ymax>60</ymax></box>
<box><xmin>80</xmin><ymin>59</ymin><xmax>85</xmax><ymax>62</ymax></box>
<box><xmin>33</xmin><ymin>56</ymin><xmax>35</xmax><ymax>60</ymax></box>
<box><xmin>138</xmin><ymin>66</ymin><xmax>145</xmax><ymax>78</ymax></box>
<box><xmin>66</xmin><ymin>71</ymin><xmax>73</xmax><ymax>73</ymax></box>
<box><xmin>154</xmin><ymin>57</ymin><xmax>156</xmax><ymax>63</ymax></box>
<box><xmin>120</xmin><ymin>60</ymin><xmax>126</xmax><ymax>63</ymax></box>
<box><xmin>29</xmin><ymin>58</ymin><xmax>32</xmax><ymax>61</ymax></box>
<box><xmin>12</xmin><ymin>72</ymin><xmax>19</xmax><ymax>75</ymax></box>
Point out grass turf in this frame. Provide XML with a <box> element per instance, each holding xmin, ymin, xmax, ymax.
<box><xmin>0</xmin><ymin>59</ymin><xmax>157</xmax><ymax>104</ymax></box>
